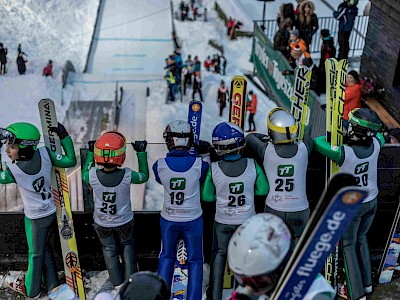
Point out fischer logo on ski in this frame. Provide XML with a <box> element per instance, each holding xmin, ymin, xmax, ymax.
<box><xmin>290</xmin><ymin>66</ymin><xmax>311</xmax><ymax>140</ymax></box>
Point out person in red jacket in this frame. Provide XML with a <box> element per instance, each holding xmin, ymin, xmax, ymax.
<box><xmin>246</xmin><ymin>91</ymin><xmax>257</xmax><ymax>132</ymax></box>
<box><xmin>42</xmin><ymin>60</ymin><xmax>53</xmax><ymax>77</ymax></box>
<box><xmin>344</xmin><ymin>70</ymin><xmax>362</xmax><ymax>129</ymax></box>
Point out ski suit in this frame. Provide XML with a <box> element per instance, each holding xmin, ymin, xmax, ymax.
<box><xmin>202</xmin><ymin>154</ymin><xmax>269</xmax><ymax>300</ymax></box>
<box><xmin>246</xmin><ymin>133</ymin><xmax>313</xmax><ymax>238</ymax></box>
<box><xmin>153</xmin><ymin>150</ymin><xmax>209</xmax><ymax>300</ymax></box>
<box><xmin>82</xmin><ymin>150</ymin><xmax>149</xmax><ymax>286</ymax></box>
<box><xmin>0</xmin><ymin>137</ymin><xmax>76</xmax><ymax>298</ymax></box>
<box><xmin>313</xmin><ymin>133</ymin><xmax>385</xmax><ymax>299</ymax></box>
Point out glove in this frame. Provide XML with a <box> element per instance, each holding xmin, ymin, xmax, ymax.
<box><xmin>48</xmin><ymin>122</ymin><xmax>69</xmax><ymax>140</ymax></box>
<box><xmin>88</xmin><ymin>140</ymin><xmax>96</xmax><ymax>152</ymax></box>
<box><xmin>132</xmin><ymin>140</ymin><xmax>147</xmax><ymax>152</ymax></box>
<box><xmin>196</xmin><ymin>140</ymin><xmax>211</xmax><ymax>155</ymax></box>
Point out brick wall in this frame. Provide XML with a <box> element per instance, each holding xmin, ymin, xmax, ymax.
<box><xmin>360</xmin><ymin>0</ymin><xmax>400</xmax><ymax>122</ymax></box>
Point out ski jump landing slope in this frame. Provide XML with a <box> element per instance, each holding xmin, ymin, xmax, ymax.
<box><xmin>85</xmin><ymin>0</ymin><xmax>173</xmax><ymax>75</ymax></box>
<box><xmin>74</xmin><ymin>0</ymin><xmax>173</xmax><ymax>209</ymax></box>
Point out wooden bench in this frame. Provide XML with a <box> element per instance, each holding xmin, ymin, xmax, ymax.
<box><xmin>365</xmin><ymin>97</ymin><xmax>400</xmax><ymax>129</ymax></box>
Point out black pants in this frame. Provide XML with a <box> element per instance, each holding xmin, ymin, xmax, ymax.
<box><xmin>218</xmin><ymin>101</ymin><xmax>226</xmax><ymax>117</ymax></box>
<box><xmin>94</xmin><ymin>219</ymin><xmax>136</xmax><ymax>286</ymax></box>
<box><xmin>208</xmin><ymin>221</ymin><xmax>240</xmax><ymax>300</ymax></box>
<box><xmin>0</xmin><ymin>62</ymin><xmax>6</xmax><ymax>74</ymax></box>
<box><xmin>338</xmin><ymin>31</ymin><xmax>351</xmax><ymax>59</ymax></box>
<box><xmin>247</xmin><ymin>113</ymin><xmax>256</xmax><ymax>131</ymax></box>
<box><xmin>193</xmin><ymin>88</ymin><xmax>203</xmax><ymax>102</ymax></box>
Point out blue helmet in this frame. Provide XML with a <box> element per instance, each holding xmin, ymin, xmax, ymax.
<box><xmin>212</xmin><ymin>122</ymin><xmax>245</xmax><ymax>155</ymax></box>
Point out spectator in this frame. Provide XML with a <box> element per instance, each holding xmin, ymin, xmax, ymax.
<box><xmin>290</xmin><ymin>45</ymin><xmax>309</xmax><ymax>68</ymax></box>
<box><xmin>0</xmin><ymin>43</ymin><xmax>7</xmax><ymax>74</ymax></box>
<box><xmin>246</xmin><ymin>91</ymin><xmax>257</xmax><ymax>132</ymax></box>
<box><xmin>227</xmin><ymin>17</ymin><xmax>235</xmax><ymax>36</ymax></box>
<box><xmin>273</xmin><ymin>18</ymin><xmax>292</xmax><ymax>59</ymax></box>
<box><xmin>333</xmin><ymin>0</ymin><xmax>358</xmax><ymax>59</ymax></box>
<box><xmin>289</xmin><ymin>29</ymin><xmax>309</xmax><ymax>55</ymax></box>
<box><xmin>318</xmin><ymin>29</ymin><xmax>336</xmax><ymax>94</ymax></box>
<box><xmin>230</xmin><ymin>19</ymin><xmax>243</xmax><ymax>40</ymax></box>
<box><xmin>217</xmin><ymin>80</ymin><xmax>229</xmax><ymax>117</ymax></box>
<box><xmin>16</xmin><ymin>52</ymin><xmax>27</xmax><ymax>75</ymax></box>
<box><xmin>277</xmin><ymin>3</ymin><xmax>296</xmax><ymax>29</ymax></box>
<box><xmin>220</xmin><ymin>55</ymin><xmax>227</xmax><ymax>76</ymax></box>
<box><xmin>43</xmin><ymin>60</ymin><xmax>53</xmax><ymax>77</ymax></box>
<box><xmin>185</xmin><ymin>54</ymin><xmax>193</xmax><ymax>85</ymax></box>
<box><xmin>192</xmin><ymin>71</ymin><xmax>203</xmax><ymax>102</ymax></box>
<box><xmin>180</xmin><ymin>0</ymin><xmax>188</xmax><ymax>20</ymax></box>
<box><xmin>164</xmin><ymin>66</ymin><xmax>175</xmax><ymax>102</ymax></box>
<box><xmin>193</xmin><ymin>55</ymin><xmax>201</xmax><ymax>73</ymax></box>
<box><xmin>294</xmin><ymin>0</ymin><xmax>306</xmax><ymax>16</ymax></box>
<box><xmin>212</xmin><ymin>54</ymin><xmax>221</xmax><ymax>74</ymax></box>
<box><xmin>388</xmin><ymin>128</ymin><xmax>400</xmax><ymax>144</ymax></box>
<box><xmin>344</xmin><ymin>70</ymin><xmax>362</xmax><ymax>128</ymax></box>
<box><xmin>294</xmin><ymin>1</ymin><xmax>319</xmax><ymax>51</ymax></box>
<box><xmin>204</xmin><ymin>7</ymin><xmax>207</xmax><ymax>22</ymax></box>
<box><xmin>303</xmin><ymin>57</ymin><xmax>320</xmax><ymax>95</ymax></box>
<box><xmin>182</xmin><ymin>65</ymin><xmax>190</xmax><ymax>96</ymax></box>
<box><xmin>204</xmin><ymin>56</ymin><xmax>212</xmax><ymax>71</ymax></box>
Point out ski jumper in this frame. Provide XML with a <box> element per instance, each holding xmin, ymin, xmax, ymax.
<box><xmin>313</xmin><ymin>133</ymin><xmax>384</xmax><ymax>299</ymax></box>
<box><xmin>153</xmin><ymin>150</ymin><xmax>209</xmax><ymax>300</ymax></box>
<box><xmin>82</xmin><ymin>150</ymin><xmax>149</xmax><ymax>286</ymax></box>
<box><xmin>0</xmin><ymin>136</ymin><xmax>76</xmax><ymax>298</ymax></box>
<box><xmin>201</xmin><ymin>155</ymin><xmax>269</xmax><ymax>300</ymax></box>
<box><xmin>246</xmin><ymin>133</ymin><xmax>312</xmax><ymax>238</ymax></box>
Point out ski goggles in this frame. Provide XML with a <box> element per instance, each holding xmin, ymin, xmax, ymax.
<box><xmin>94</xmin><ymin>145</ymin><xmax>126</xmax><ymax>158</ymax></box>
<box><xmin>234</xmin><ymin>273</ymin><xmax>275</xmax><ymax>293</ymax></box>
<box><xmin>0</xmin><ymin>129</ymin><xmax>39</xmax><ymax>146</ymax></box>
<box><xmin>163</xmin><ymin>131</ymin><xmax>192</xmax><ymax>139</ymax></box>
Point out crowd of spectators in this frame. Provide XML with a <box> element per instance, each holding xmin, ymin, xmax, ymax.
<box><xmin>164</xmin><ymin>49</ymin><xmax>203</xmax><ymax>102</ymax></box>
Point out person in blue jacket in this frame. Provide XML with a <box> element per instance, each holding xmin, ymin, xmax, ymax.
<box><xmin>333</xmin><ymin>0</ymin><xmax>358</xmax><ymax>59</ymax></box>
<box><xmin>153</xmin><ymin>120</ymin><xmax>209</xmax><ymax>300</ymax></box>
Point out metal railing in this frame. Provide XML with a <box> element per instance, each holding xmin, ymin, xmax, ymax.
<box><xmin>256</xmin><ymin>15</ymin><xmax>369</xmax><ymax>58</ymax></box>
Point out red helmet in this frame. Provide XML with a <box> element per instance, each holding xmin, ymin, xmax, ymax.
<box><xmin>94</xmin><ymin>131</ymin><xmax>126</xmax><ymax>166</ymax></box>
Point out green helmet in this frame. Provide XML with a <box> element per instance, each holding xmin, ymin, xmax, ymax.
<box><xmin>5</xmin><ymin>122</ymin><xmax>40</xmax><ymax>149</ymax></box>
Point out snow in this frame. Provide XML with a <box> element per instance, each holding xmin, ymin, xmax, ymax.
<box><xmin>0</xmin><ymin>0</ymin><xmax>380</xmax><ymax>298</ymax></box>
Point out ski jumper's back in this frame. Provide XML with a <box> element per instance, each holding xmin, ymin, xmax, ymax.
<box><xmin>157</xmin><ymin>157</ymin><xmax>203</xmax><ymax>222</ymax></box>
<box><xmin>8</xmin><ymin>147</ymin><xmax>55</xmax><ymax>219</ymax></box>
<box><xmin>89</xmin><ymin>167</ymin><xmax>133</xmax><ymax>227</ymax></box>
<box><xmin>212</xmin><ymin>158</ymin><xmax>257</xmax><ymax>225</ymax></box>
<box><xmin>264</xmin><ymin>142</ymin><xmax>309</xmax><ymax>212</ymax></box>
<box><xmin>340</xmin><ymin>137</ymin><xmax>380</xmax><ymax>203</ymax></box>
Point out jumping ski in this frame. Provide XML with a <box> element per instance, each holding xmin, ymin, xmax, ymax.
<box><xmin>170</xmin><ymin>100</ymin><xmax>203</xmax><ymax>299</ymax></box>
<box><xmin>171</xmin><ymin>239</ymin><xmax>189</xmax><ymax>299</ymax></box>
<box><xmin>271</xmin><ymin>173</ymin><xmax>368</xmax><ymax>300</ymax></box>
<box><xmin>290</xmin><ymin>65</ymin><xmax>311</xmax><ymax>141</ymax></box>
<box><xmin>229</xmin><ymin>75</ymin><xmax>247</xmax><ymax>129</ymax></box>
<box><xmin>323</xmin><ymin>58</ymin><xmax>348</xmax><ymax>293</ymax></box>
<box><xmin>38</xmin><ymin>99</ymin><xmax>86</xmax><ymax>300</ymax></box>
<box><xmin>378</xmin><ymin>200</ymin><xmax>400</xmax><ymax>284</ymax></box>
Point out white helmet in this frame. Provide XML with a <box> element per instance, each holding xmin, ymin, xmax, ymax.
<box><xmin>267</xmin><ymin>107</ymin><xmax>298</xmax><ymax>144</ymax></box>
<box><xmin>163</xmin><ymin>120</ymin><xmax>193</xmax><ymax>151</ymax></box>
<box><xmin>227</xmin><ymin>213</ymin><xmax>291</xmax><ymax>293</ymax></box>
